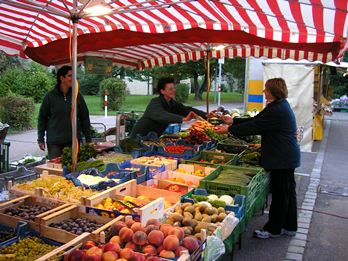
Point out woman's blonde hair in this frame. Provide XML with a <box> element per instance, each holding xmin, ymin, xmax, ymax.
<box><xmin>265</xmin><ymin>78</ymin><xmax>288</xmax><ymax>99</ymax></box>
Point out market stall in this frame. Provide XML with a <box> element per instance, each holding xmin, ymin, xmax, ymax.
<box><xmin>0</xmin><ymin>1</ymin><xmax>347</xmax><ymax>260</ymax></box>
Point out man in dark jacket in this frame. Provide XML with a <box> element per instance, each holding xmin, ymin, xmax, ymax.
<box><xmin>37</xmin><ymin>66</ymin><xmax>91</xmax><ymax>159</ymax></box>
<box><xmin>130</xmin><ymin>77</ymin><xmax>207</xmax><ymax>138</ymax></box>
<box><xmin>216</xmin><ymin>78</ymin><xmax>300</xmax><ymax>239</ymax></box>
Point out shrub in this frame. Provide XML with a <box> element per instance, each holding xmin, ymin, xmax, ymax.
<box><xmin>0</xmin><ymin>63</ymin><xmax>55</xmax><ymax>102</ymax></box>
<box><xmin>0</xmin><ymin>92</ymin><xmax>35</xmax><ymax>131</ymax></box>
<box><xmin>175</xmin><ymin>83</ymin><xmax>190</xmax><ymax>103</ymax></box>
<box><xmin>99</xmin><ymin>78</ymin><xmax>126</xmax><ymax>111</ymax></box>
<box><xmin>220</xmin><ymin>83</ymin><xmax>228</xmax><ymax>93</ymax></box>
<box><xmin>79</xmin><ymin>74</ymin><xmax>104</xmax><ymax>95</ymax></box>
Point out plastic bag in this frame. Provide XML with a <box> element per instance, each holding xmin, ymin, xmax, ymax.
<box><xmin>204</xmin><ymin>235</ymin><xmax>225</xmax><ymax>261</ymax></box>
<box><xmin>219</xmin><ymin>212</ymin><xmax>239</xmax><ymax>241</ymax></box>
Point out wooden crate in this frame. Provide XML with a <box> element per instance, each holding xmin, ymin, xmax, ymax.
<box><xmin>153</xmin><ymin>170</ymin><xmax>204</xmax><ymax>188</ymax></box>
<box><xmin>39</xmin><ymin>205</ymin><xmax>120</xmax><ymax>244</ymax></box>
<box><xmin>144</xmin><ymin>179</ymin><xmax>192</xmax><ymax>196</ymax></box>
<box><xmin>178</xmin><ymin>163</ymin><xmax>216</xmax><ymax>176</ymax></box>
<box><xmin>131</xmin><ymin>156</ymin><xmax>178</xmax><ymax>171</ymax></box>
<box><xmin>0</xmin><ymin>195</ymin><xmax>70</xmax><ymax>231</ymax></box>
<box><xmin>35</xmin><ymin>229</ymin><xmax>192</xmax><ymax>261</ymax></box>
<box><xmin>84</xmin><ymin>180</ymin><xmax>183</xmax><ymax>224</ymax></box>
<box><xmin>35</xmin><ymin>164</ymin><xmax>63</xmax><ymax>176</ymax></box>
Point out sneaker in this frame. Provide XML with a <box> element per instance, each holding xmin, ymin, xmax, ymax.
<box><xmin>254</xmin><ymin>229</ymin><xmax>280</xmax><ymax>239</ymax></box>
<box><xmin>281</xmin><ymin>229</ymin><xmax>296</xmax><ymax>237</ymax></box>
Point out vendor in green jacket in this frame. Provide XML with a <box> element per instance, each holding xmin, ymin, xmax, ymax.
<box><xmin>130</xmin><ymin>77</ymin><xmax>207</xmax><ymax>139</ymax></box>
<box><xmin>37</xmin><ymin>66</ymin><xmax>91</xmax><ymax>159</ymax></box>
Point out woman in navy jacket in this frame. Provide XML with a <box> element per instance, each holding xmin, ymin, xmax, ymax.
<box><xmin>216</xmin><ymin>78</ymin><xmax>300</xmax><ymax>239</ymax></box>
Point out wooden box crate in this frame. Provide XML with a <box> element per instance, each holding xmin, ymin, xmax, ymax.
<box><xmin>153</xmin><ymin>170</ymin><xmax>204</xmax><ymax>188</ymax></box>
<box><xmin>84</xmin><ymin>180</ymin><xmax>182</xmax><ymax>224</ymax></box>
<box><xmin>0</xmin><ymin>195</ymin><xmax>69</xmax><ymax>230</ymax></box>
<box><xmin>39</xmin><ymin>205</ymin><xmax>119</xmax><ymax>244</ymax></box>
<box><xmin>177</xmin><ymin>163</ymin><xmax>216</xmax><ymax>177</ymax></box>
<box><xmin>131</xmin><ymin>156</ymin><xmax>178</xmax><ymax>171</ymax></box>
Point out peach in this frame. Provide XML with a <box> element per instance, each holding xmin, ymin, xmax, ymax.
<box><xmin>157</xmin><ymin>245</ymin><xmax>164</xmax><ymax>255</ymax></box>
<box><xmin>159</xmin><ymin>224</ymin><xmax>173</xmax><ymax>237</ymax></box>
<box><xmin>175</xmin><ymin>246</ymin><xmax>188</xmax><ymax>257</ymax></box>
<box><xmin>148</xmin><ymin>230</ymin><xmax>164</xmax><ymax>247</ymax></box>
<box><xmin>169</xmin><ymin>227</ymin><xmax>184</xmax><ymax>241</ymax></box>
<box><xmin>142</xmin><ymin>245</ymin><xmax>157</xmax><ymax>255</ymax></box>
<box><xmin>145</xmin><ymin>225</ymin><xmax>159</xmax><ymax>235</ymax></box>
<box><xmin>125</xmin><ymin>241</ymin><xmax>137</xmax><ymax>250</ymax></box>
<box><xmin>146</xmin><ymin>257</ymin><xmax>162</xmax><ymax>261</ymax></box>
<box><xmin>102</xmin><ymin>251</ymin><xmax>118</xmax><ymax>261</ymax></box>
<box><xmin>86</xmin><ymin>246</ymin><xmax>103</xmax><ymax>261</ymax></box>
<box><xmin>159</xmin><ymin>250</ymin><xmax>175</xmax><ymax>258</ymax></box>
<box><xmin>67</xmin><ymin>249</ymin><xmax>86</xmax><ymax>261</ymax></box>
<box><xmin>146</xmin><ymin>219</ymin><xmax>161</xmax><ymax>228</ymax></box>
<box><xmin>126</xmin><ymin>219</ymin><xmax>136</xmax><ymax>228</ymax></box>
<box><xmin>129</xmin><ymin>252</ymin><xmax>146</xmax><ymax>261</ymax></box>
<box><xmin>104</xmin><ymin>242</ymin><xmax>121</xmax><ymax>253</ymax></box>
<box><xmin>163</xmin><ymin>235</ymin><xmax>179</xmax><ymax>251</ymax></box>
<box><xmin>109</xmin><ymin>236</ymin><xmax>121</xmax><ymax>245</ymax></box>
<box><xmin>182</xmin><ymin>236</ymin><xmax>199</xmax><ymax>254</ymax></box>
<box><xmin>119</xmin><ymin>248</ymin><xmax>134</xmax><ymax>260</ymax></box>
<box><xmin>132</xmin><ymin>231</ymin><xmax>147</xmax><ymax>246</ymax></box>
<box><xmin>81</xmin><ymin>241</ymin><xmax>97</xmax><ymax>250</ymax></box>
<box><xmin>131</xmin><ymin>222</ymin><xmax>145</xmax><ymax>233</ymax></box>
<box><xmin>119</xmin><ymin>227</ymin><xmax>134</xmax><ymax>243</ymax></box>
<box><xmin>110</xmin><ymin>221</ymin><xmax>127</xmax><ymax>237</ymax></box>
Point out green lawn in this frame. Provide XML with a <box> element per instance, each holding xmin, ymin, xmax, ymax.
<box><xmin>84</xmin><ymin>92</ymin><xmax>243</xmax><ymax>115</ymax></box>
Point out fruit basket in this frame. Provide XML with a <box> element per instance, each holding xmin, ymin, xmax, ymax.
<box><xmin>84</xmin><ymin>180</ymin><xmax>181</xmax><ymax>224</ymax></box>
<box><xmin>39</xmin><ymin>205</ymin><xmax>119</xmax><ymax>243</ymax></box>
<box><xmin>183</xmin><ymin>151</ymin><xmax>239</xmax><ymax>166</ymax></box>
<box><xmin>181</xmin><ymin>189</ymin><xmax>246</xmax><ymax>220</ymax></box>
<box><xmin>0</xmin><ymin>195</ymin><xmax>70</xmax><ymax>232</ymax></box>
<box><xmin>199</xmin><ymin>165</ymin><xmax>267</xmax><ymax>211</ymax></box>
<box><xmin>131</xmin><ymin>156</ymin><xmax>178</xmax><ymax>171</ymax></box>
<box><xmin>116</xmin><ymin>161</ymin><xmax>158</xmax><ymax>183</ymax></box>
<box><xmin>0</xmin><ymin>222</ymin><xmax>66</xmax><ymax>261</ymax></box>
<box><xmin>37</xmin><ymin>216</ymin><xmax>201</xmax><ymax>261</ymax></box>
<box><xmin>10</xmin><ymin>174</ymin><xmax>97</xmax><ymax>205</ymax></box>
<box><xmin>175</xmin><ymin>163</ymin><xmax>216</xmax><ymax>177</ymax></box>
<box><xmin>152</xmin><ymin>170</ymin><xmax>204</xmax><ymax>188</ymax></box>
<box><xmin>145</xmin><ymin>179</ymin><xmax>193</xmax><ymax>196</ymax></box>
<box><xmin>62</xmin><ymin>163</ymin><xmax>137</xmax><ymax>191</ymax></box>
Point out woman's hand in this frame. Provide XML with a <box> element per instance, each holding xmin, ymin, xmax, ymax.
<box><xmin>183</xmin><ymin>111</ymin><xmax>197</xmax><ymax>122</ymax></box>
<box><xmin>38</xmin><ymin>142</ymin><xmax>45</xmax><ymax>151</ymax></box>
<box><xmin>221</xmin><ymin>115</ymin><xmax>233</xmax><ymax>125</ymax></box>
<box><xmin>214</xmin><ymin>124</ymin><xmax>230</xmax><ymax>134</ymax></box>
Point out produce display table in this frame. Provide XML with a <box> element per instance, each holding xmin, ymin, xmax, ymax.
<box><xmin>2</xmin><ymin>115</ymin><xmax>271</xmax><ymax>261</ymax></box>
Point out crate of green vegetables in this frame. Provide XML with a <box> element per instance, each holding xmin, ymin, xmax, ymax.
<box><xmin>217</xmin><ymin>137</ymin><xmax>249</xmax><ymax>154</ymax></box>
<box><xmin>199</xmin><ymin>165</ymin><xmax>268</xmax><ymax>210</ymax></box>
<box><xmin>182</xmin><ymin>151</ymin><xmax>239</xmax><ymax>166</ymax></box>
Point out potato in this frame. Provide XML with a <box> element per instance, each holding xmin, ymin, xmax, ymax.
<box><xmin>211</xmin><ymin>214</ymin><xmax>218</xmax><ymax>223</ymax></box>
<box><xmin>170</xmin><ymin>213</ymin><xmax>184</xmax><ymax>222</ymax></box>
<box><xmin>183</xmin><ymin>212</ymin><xmax>193</xmax><ymax>219</ymax></box>
<box><xmin>184</xmin><ymin>206</ymin><xmax>195</xmax><ymax>215</ymax></box>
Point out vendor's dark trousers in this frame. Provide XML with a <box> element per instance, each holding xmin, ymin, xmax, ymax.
<box><xmin>47</xmin><ymin>143</ymin><xmax>71</xmax><ymax>160</ymax></box>
<box><xmin>263</xmin><ymin>169</ymin><xmax>297</xmax><ymax>235</ymax></box>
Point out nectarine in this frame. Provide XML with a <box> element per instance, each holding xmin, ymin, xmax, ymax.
<box><xmin>163</xmin><ymin>235</ymin><xmax>179</xmax><ymax>251</ymax></box>
<box><xmin>148</xmin><ymin>230</ymin><xmax>164</xmax><ymax>247</ymax></box>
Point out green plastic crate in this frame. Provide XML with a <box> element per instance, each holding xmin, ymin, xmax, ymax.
<box><xmin>184</xmin><ymin>151</ymin><xmax>239</xmax><ymax>166</ymax></box>
<box><xmin>199</xmin><ymin>165</ymin><xmax>269</xmax><ymax>217</ymax></box>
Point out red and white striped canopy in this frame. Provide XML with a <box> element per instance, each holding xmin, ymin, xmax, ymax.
<box><xmin>1</xmin><ymin>0</ymin><xmax>347</xmax><ymax>69</ymax></box>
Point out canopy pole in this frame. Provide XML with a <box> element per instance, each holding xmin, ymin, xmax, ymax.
<box><xmin>71</xmin><ymin>1</ymin><xmax>78</xmax><ymax>172</ymax></box>
<box><xmin>206</xmin><ymin>50</ymin><xmax>211</xmax><ymax>113</ymax></box>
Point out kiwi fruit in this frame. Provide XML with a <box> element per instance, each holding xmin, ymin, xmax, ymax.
<box><xmin>184</xmin><ymin>206</ymin><xmax>195</xmax><ymax>215</ymax></box>
<box><xmin>211</xmin><ymin>214</ymin><xmax>218</xmax><ymax>223</ymax></box>
<box><xmin>170</xmin><ymin>213</ymin><xmax>184</xmax><ymax>222</ymax></box>
<box><xmin>218</xmin><ymin>212</ymin><xmax>227</xmax><ymax>222</ymax></box>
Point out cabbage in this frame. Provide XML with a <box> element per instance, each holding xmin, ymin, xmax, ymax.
<box><xmin>207</xmin><ymin>194</ymin><xmax>219</xmax><ymax>201</ymax></box>
<box><xmin>219</xmin><ymin>195</ymin><xmax>234</xmax><ymax>205</ymax></box>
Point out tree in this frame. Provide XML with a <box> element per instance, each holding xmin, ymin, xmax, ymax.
<box><xmin>0</xmin><ymin>52</ymin><xmax>21</xmax><ymax>73</ymax></box>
